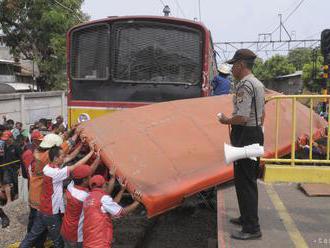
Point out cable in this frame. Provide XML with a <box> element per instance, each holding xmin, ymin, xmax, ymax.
<box><xmin>159</xmin><ymin>0</ymin><xmax>166</xmax><ymax>7</ymax></box>
<box><xmin>52</xmin><ymin>0</ymin><xmax>83</xmax><ymax>22</ymax></box>
<box><xmin>270</xmin><ymin>0</ymin><xmax>306</xmax><ymax>35</ymax></box>
<box><xmin>263</xmin><ymin>0</ymin><xmax>299</xmax><ymax>33</ymax></box>
<box><xmin>174</xmin><ymin>0</ymin><xmax>186</xmax><ymax>17</ymax></box>
<box><xmin>283</xmin><ymin>0</ymin><xmax>306</xmax><ymax>23</ymax></box>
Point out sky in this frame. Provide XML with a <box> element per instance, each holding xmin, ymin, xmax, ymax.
<box><xmin>81</xmin><ymin>0</ymin><xmax>328</xmax><ymax>60</ymax></box>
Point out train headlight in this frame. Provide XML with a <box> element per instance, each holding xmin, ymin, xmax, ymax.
<box><xmin>78</xmin><ymin>113</ymin><xmax>90</xmax><ymax>123</ymax></box>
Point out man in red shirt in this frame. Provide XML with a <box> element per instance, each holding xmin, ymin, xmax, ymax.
<box><xmin>83</xmin><ymin>175</ymin><xmax>140</xmax><ymax>248</ymax></box>
<box><xmin>26</xmin><ymin>133</ymin><xmax>80</xmax><ymax>248</ymax></box>
<box><xmin>61</xmin><ymin>155</ymin><xmax>101</xmax><ymax>248</ymax></box>
<box><xmin>20</xmin><ymin>144</ymin><xmax>95</xmax><ymax>248</ymax></box>
<box><xmin>21</xmin><ymin>130</ymin><xmax>44</xmax><ymax>180</ymax></box>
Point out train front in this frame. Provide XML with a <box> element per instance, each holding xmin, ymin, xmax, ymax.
<box><xmin>67</xmin><ymin>16</ymin><xmax>212</xmax><ymax>126</ymax></box>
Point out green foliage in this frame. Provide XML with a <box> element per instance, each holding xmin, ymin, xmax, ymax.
<box><xmin>301</xmin><ymin>50</ymin><xmax>324</xmax><ymax>92</ymax></box>
<box><xmin>253</xmin><ymin>55</ymin><xmax>295</xmax><ymax>81</ymax></box>
<box><xmin>287</xmin><ymin>48</ymin><xmax>313</xmax><ymax>71</ymax></box>
<box><xmin>253</xmin><ymin>48</ymin><xmax>324</xmax><ymax>87</ymax></box>
<box><xmin>0</xmin><ymin>0</ymin><xmax>88</xmax><ymax>90</ymax></box>
<box><xmin>252</xmin><ymin>58</ymin><xmax>268</xmax><ymax>80</ymax></box>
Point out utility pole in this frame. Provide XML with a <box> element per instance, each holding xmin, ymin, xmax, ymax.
<box><xmin>320</xmin><ymin>29</ymin><xmax>330</xmax><ymax>113</ymax></box>
<box><xmin>278</xmin><ymin>13</ymin><xmax>291</xmax><ymax>41</ymax></box>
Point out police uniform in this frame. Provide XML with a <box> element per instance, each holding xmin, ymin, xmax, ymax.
<box><xmin>230</xmin><ymin>73</ymin><xmax>265</xmax><ymax>234</ymax></box>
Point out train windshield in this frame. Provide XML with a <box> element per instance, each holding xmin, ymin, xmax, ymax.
<box><xmin>112</xmin><ymin>21</ymin><xmax>202</xmax><ymax>85</ymax></box>
<box><xmin>69</xmin><ymin>20</ymin><xmax>204</xmax><ymax>102</ymax></box>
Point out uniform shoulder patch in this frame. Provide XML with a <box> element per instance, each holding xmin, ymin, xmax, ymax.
<box><xmin>237</xmin><ymin>91</ymin><xmax>244</xmax><ymax>97</ymax></box>
<box><xmin>236</xmin><ymin>91</ymin><xmax>244</xmax><ymax>103</ymax></box>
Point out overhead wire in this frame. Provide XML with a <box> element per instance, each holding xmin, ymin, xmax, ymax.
<box><xmin>270</xmin><ymin>0</ymin><xmax>306</xmax><ymax>35</ymax></box>
<box><xmin>283</xmin><ymin>0</ymin><xmax>306</xmax><ymax>23</ymax></box>
<box><xmin>52</xmin><ymin>0</ymin><xmax>83</xmax><ymax>22</ymax></box>
<box><xmin>158</xmin><ymin>0</ymin><xmax>166</xmax><ymax>7</ymax></box>
<box><xmin>174</xmin><ymin>0</ymin><xmax>186</xmax><ymax>17</ymax></box>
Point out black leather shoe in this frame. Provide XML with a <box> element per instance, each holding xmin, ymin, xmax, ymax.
<box><xmin>231</xmin><ymin>230</ymin><xmax>262</xmax><ymax>240</ymax></box>
<box><xmin>229</xmin><ymin>217</ymin><xmax>242</xmax><ymax>225</ymax></box>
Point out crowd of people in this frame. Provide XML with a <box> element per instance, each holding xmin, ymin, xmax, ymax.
<box><xmin>0</xmin><ymin>115</ymin><xmax>141</xmax><ymax>248</ymax></box>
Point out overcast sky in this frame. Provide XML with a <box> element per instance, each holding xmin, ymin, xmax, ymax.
<box><xmin>82</xmin><ymin>0</ymin><xmax>328</xmax><ymax>60</ymax></box>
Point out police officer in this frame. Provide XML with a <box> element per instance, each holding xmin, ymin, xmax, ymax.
<box><xmin>218</xmin><ymin>49</ymin><xmax>265</xmax><ymax>240</ymax></box>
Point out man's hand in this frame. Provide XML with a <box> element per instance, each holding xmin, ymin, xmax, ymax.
<box><xmin>89</xmin><ymin>140</ymin><xmax>96</xmax><ymax>151</ymax></box>
<box><xmin>95</xmin><ymin>148</ymin><xmax>101</xmax><ymax>160</ymax></box>
<box><xmin>218</xmin><ymin>113</ymin><xmax>230</xmax><ymax>125</ymax></box>
<box><xmin>109</xmin><ymin>166</ymin><xmax>116</xmax><ymax>176</ymax></box>
<box><xmin>132</xmin><ymin>190</ymin><xmax>142</xmax><ymax>202</ymax></box>
<box><xmin>80</xmin><ymin>134</ymin><xmax>87</xmax><ymax>143</ymax></box>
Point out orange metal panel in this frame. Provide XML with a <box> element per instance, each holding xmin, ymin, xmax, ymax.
<box><xmin>79</xmin><ymin>94</ymin><xmax>327</xmax><ymax>217</ymax></box>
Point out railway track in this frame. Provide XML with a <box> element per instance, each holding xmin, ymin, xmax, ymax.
<box><xmin>112</xmin><ymin>190</ymin><xmax>217</xmax><ymax>248</ymax></box>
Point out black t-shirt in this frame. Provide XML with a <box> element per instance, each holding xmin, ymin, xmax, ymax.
<box><xmin>4</xmin><ymin>144</ymin><xmax>22</xmax><ymax>171</ymax></box>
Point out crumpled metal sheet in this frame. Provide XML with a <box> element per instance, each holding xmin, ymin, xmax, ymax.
<box><xmin>79</xmin><ymin>94</ymin><xmax>327</xmax><ymax>217</ymax></box>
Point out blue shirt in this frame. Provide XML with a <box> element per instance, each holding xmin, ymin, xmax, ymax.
<box><xmin>212</xmin><ymin>75</ymin><xmax>230</xmax><ymax>95</ymax></box>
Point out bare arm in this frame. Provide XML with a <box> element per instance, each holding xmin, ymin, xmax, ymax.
<box><xmin>218</xmin><ymin>114</ymin><xmax>248</xmax><ymax>125</ymax></box>
<box><xmin>104</xmin><ymin>166</ymin><xmax>117</xmax><ymax>195</ymax></box>
<box><xmin>66</xmin><ymin>148</ymin><xmax>94</xmax><ymax>173</ymax></box>
<box><xmin>89</xmin><ymin>157</ymin><xmax>101</xmax><ymax>175</ymax></box>
<box><xmin>121</xmin><ymin>192</ymin><xmax>141</xmax><ymax>215</ymax></box>
<box><xmin>105</xmin><ymin>176</ymin><xmax>116</xmax><ymax>196</ymax></box>
<box><xmin>122</xmin><ymin>201</ymin><xmax>140</xmax><ymax>215</ymax></box>
<box><xmin>64</xmin><ymin>143</ymin><xmax>83</xmax><ymax>163</ymax></box>
<box><xmin>113</xmin><ymin>187</ymin><xmax>125</xmax><ymax>203</ymax></box>
<box><xmin>89</xmin><ymin>149</ymin><xmax>101</xmax><ymax>175</ymax></box>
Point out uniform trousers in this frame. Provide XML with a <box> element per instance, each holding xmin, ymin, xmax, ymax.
<box><xmin>230</xmin><ymin>124</ymin><xmax>263</xmax><ymax>233</ymax></box>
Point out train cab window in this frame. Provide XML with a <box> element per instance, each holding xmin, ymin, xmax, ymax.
<box><xmin>112</xmin><ymin>21</ymin><xmax>202</xmax><ymax>85</ymax></box>
<box><xmin>70</xmin><ymin>24</ymin><xmax>110</xmax><ymax>80</ymax></box>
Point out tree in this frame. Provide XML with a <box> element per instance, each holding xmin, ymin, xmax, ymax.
<box><xmin>301</xmin><ymin>49</ymin><xmax>324</xmax><ymax>92</ymax></box>
<box><xmin>0</xmin><ymin>0</ymin><xmax>88</xmax><ymax>90</ymax></box>
<box><xmin>287</xmin><ymin>47</ymin><xmax>313</xmax><ymax>71</ymax></box>
<box><xmin>253</xmin><ymin>55</ymin><xmax>296</xmax><ymax>81</ymax></box>
<box><xmin>252</xmin><ymin>58</ymin><xmax>268</xmax><ymax>80</ymax></box>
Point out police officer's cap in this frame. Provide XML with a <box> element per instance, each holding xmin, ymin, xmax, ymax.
<box><xmin>226</xmin><ymin>49</ymin><xmax>257</xmax><ymax>64</ymax></box>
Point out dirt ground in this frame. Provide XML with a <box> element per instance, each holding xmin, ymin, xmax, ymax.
<box><xmin>0</xmin><ymin>199</ymin><xmax>29</xmax><ymax>248</ymax></box>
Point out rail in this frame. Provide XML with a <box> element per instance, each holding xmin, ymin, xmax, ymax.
<box><xmin>261</xmin><ymin>94</ymin><xmax>329</xmax><ymax>166</ymax></box>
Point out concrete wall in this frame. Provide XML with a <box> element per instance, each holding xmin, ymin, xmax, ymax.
<box><xmin>263</xmin><ymin>76</ymin><xmax>303</xmax><ymax>95</ymax></box>
<box><xmin>0</xmin><ymin>75</ymin><xmax>15</xmax><ymax>82</ymax></box>
<box><xmin>0</xmin><ymin>91</ymin><xmax>67</xmax><ymax>128</ymax></box>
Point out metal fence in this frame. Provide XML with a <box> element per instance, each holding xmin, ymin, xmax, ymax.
<box><xmin>261</xmin><ymin>95</ymin><xmax>329</xmax><ymax>166</ymax></box>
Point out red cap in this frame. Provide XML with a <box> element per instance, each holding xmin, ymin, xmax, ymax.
<box><xmin>31</xmin><ymin>130</ymin><xmax>44</xmax><ymax>141</ymax></box>
<box><xmin>89</xmin><ymin>175</ymin><xmax>105</xmax><ymax>188</ymax></box>
<box><xmin>72</xmin><ymin>165</ymin><xmax>92</xmax><ymax>179</ymax></box>
<box><xmin>1</xmin><ymin>131</ymin><xmax>12</xmax><ymax>141</ymax></box>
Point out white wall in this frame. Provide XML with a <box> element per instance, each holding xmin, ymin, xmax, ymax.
<box><xmin>0</xmin><ymin>91</ymin><xmax>67</xmax><ymax>128</ymax></box>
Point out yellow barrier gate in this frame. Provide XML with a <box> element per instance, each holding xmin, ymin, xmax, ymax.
<box><xmin>262</xmin><ymin>95</ymin><xmax>330</xmax><ymax>184</ymax></box>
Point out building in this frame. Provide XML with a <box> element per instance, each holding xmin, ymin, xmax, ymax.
<box><xmin>0</xmin><ymin>33</ymin><xmax>38</xmax><ymax>93</ymax></box>
<box><xmin>263</xmin><ymin>71</ymin><xmax>303</xmax><ymax>95</ymax></box>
